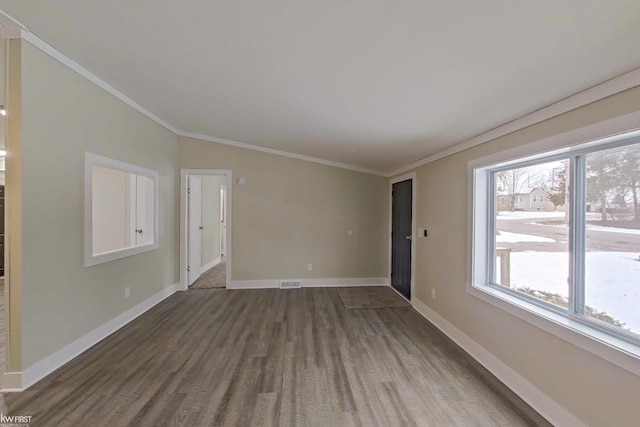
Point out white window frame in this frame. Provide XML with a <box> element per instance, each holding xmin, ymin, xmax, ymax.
<box><xmin>467</xmin><ymin>112</ymin><xmax>640</xmax><ymax>377</ymax></box>
<box><xmin>84</xmin><ymin>153</ymin><xmax>160</xmax><ymax>267</ymax></box>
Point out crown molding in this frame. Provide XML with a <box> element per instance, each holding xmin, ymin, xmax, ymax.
<box><xmin>15</xmin><ymin>24</ymin><xmax>386</xmax><ymax>176</ymax></box>
<box><xmin>176</xmin><ymin>130</ymin><xmax>387</xmax><ymax>176</ymax></box>
<box><xmin>5</xmin><ymin>8</ymin><xmax>640</xmax><ymax>179</ymax></box>
<box><xmin>20</xmin><ymin>30</ymin><xmax>180</xmax><ymax>134</ymax></box>
<box><xmin>389</xmin><ymin>67</ymin><xmax>640</xmax><ymax>177</ymax></box>
<box><xmin>0</xmin><ymin>9</ymin><xmax>26</xmax><ymax>38</ymax></box>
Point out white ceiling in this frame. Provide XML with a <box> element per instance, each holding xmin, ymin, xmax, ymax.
<box><xmin>1</xmin><ymin>1</ymin><xmax>640</xmax><ymax>173</ymax></box>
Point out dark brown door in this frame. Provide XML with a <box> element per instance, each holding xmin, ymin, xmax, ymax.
<box><xmin>391</xmin><ymin>179</ymin><xmax>412</xmax><ymax>299</ymax></box>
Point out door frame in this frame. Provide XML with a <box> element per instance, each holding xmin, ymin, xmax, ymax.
<box><xmin>389</xmin><ymin>172</ymin><xmax>417</xmax><ymax>302</ymax></box>
<box><xmin>219</xmin><ymin>184</ymin><xmax>227</xmax><ymax>257</ymax></box>
<box><xmin>187</xmin><ymin>175</ymin><xmax>203</xmax><ymax>286</ymax></box>
<box><xmin>180</xmin><ymin>169</ymin><xmax>232</xmax><ymax>291</ymax></box>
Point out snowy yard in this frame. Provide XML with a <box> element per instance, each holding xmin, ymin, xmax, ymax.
<box><xmin>496</xmin><ymin>211</ymin><xmax>566</xmax><ymax>221</ymax></box>
<box><xmin>508</xmin><ymin>252</ymin><xmax>640</xmax><ymax>333</ymax></box>
<box><xmin>494</xmin><ymin>210</ymin><xmax>640</xmax><ymax>334</ymax></box>
<box><xmin>496</xmin><ymin>231</ymin><xmax>555</xmax><ymax>243</ymax></box>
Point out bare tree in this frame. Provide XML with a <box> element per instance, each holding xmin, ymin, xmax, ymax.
<box><xmin>496</xmin><ymin>168</ymin><xmax>534</xmax><ymax>211</ymax></box>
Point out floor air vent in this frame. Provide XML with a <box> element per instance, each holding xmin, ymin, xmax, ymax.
<box><xmin>280</xmin><ymin>280</ymin><xmax>302</xmax><ymax>289</ymax></box>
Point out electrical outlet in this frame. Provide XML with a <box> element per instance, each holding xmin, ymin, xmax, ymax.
<box><xmin>307</xmin><ymin>263</ymin><xmax>313</xmax><ymax>271</ymax></box>
<box><xmin>347</xmin><ymin>230</ymin><xmax>353</xmax><ymax>235</ymax></box>
<box><xmin>431</xmin><ymin>288</ymin><xmax>436</xmax><ymax>300</ymax></box>
<box><xmin>125</xmin><ymin>287</ymin><xmax>130</xmax><ymax>299</ymax></box>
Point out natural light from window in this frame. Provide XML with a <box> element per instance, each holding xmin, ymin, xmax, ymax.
<box><xmin>476</xmin><ymin>134</ymin><xmax>640</xmax><ymax>344</ymax></box>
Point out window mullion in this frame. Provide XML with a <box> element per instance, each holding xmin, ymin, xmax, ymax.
<box><xmin>487</xmin><ymin>171</ymin><xmax>496</xmax><ymax>284</ymax></box>
<box><xmin>569</xmin><ymin>155</ymin><xmax>586</xmax><ymax>315</ymax></box>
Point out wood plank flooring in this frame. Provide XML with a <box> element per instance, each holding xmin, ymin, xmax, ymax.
<box><xmin>0</xmin><ymin>288</ymin><xmax>549</xmax><ymax>426</ymax></box>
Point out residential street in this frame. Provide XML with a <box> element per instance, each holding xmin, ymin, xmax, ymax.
<box><xmin>496</xmin><ymin>213</ymin><xmax>640</xmax><ymax>252</ymax></box>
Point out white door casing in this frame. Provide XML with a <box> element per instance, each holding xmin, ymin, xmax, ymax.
<box><xmin>220</xmin><ymin>184</ymin><xmax>227</xmax><ymax>257</ymax></box>
<box><xmin>180</xmin><ymin>169</ymin><xmax>232</xmax><ymax>292</ymax></box>
<box><xmin>188</xmin><ymin>175</ymin><xmax>202</xmax><ymax>286</ymax></box>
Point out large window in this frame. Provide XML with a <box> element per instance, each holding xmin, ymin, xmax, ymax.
<box><xmin>473</xmin><ymin>133</ymin><xmax>640</xmax><ymax>345</ymax></box>
<box><xmin>85</xmin><ymin>153</ymin><xmax>159</xmax><ymax>266</ymax></box>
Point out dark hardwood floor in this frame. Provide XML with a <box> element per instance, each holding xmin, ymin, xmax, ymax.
<box><xmin>0</xmin><ymin>287</ymin><xmax>549</xmax><ymax>426</ymax></box>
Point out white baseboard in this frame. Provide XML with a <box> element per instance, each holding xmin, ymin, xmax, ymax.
<box><xmin>228</xmin><ymin>277</ymin><xmax>388</xmax><ymax>290</ymax></box>
<box><xmin>411</xmin><ymin>298</ymin><xmax>583</xmax><ymax>427</ymax></box>
<box><xmin>1</xmin><ymin>372</ymin><xmax>22</xmax><ymax>392</ymax></box>
<box><xmin>3</xmin><ymin>283</ymin><xmax>179</xmax><ymax>392</ymax></box>
<box><xmin>201</xmin><ymin>257</ymin><xmax>222</xmax><ymax>274</ymax></box>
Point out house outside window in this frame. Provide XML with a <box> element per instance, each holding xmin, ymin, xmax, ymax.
<box><xmin>471</xmin><ymin>131</ymin><xmax>640</xmax><ymax>348</ymax></box>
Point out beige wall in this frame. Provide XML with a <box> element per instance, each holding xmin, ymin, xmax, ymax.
<box><xmin>17</xmin><ymin>41</ymin><xmax>178</xmax><ymax>369</ymax></box>
<box><xmin>200</xmin><ymin>174</ymin><xmax>225</xmax><ymax>267</ymax></box>
<box><xmin>403</xmin><ymin>86</ymin><xmax>640</xmax><ymax>426</ymax></box>
<box><xmin>179</xmin><ymin>137</ymin><xmax>388</xmax><ymax>281</ymax></box>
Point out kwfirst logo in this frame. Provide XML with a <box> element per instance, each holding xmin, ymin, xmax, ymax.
<box><xmin>0</xmin><ymin>413</ymin><xmax>32</xmax><ymax>426</ymax></box>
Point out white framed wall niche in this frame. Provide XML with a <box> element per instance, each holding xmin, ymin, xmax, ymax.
<box><xmin>84</xmin><ymin>153</ymin><xmax>160</xmax><ymax>267</ymax></box>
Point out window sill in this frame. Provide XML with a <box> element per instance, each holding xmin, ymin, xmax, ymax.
<box><xmin>468</xmin><ymin>283</ymin><xmax>640</xmax><ymax>377</ymax></box>
<box><xmin>85</xmin><ymin>242</ymin><xmax>159</xmax><ymax>267</ymax></box>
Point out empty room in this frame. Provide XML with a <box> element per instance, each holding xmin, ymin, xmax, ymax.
<box><xmin>0</xmin><ymin>1</ymin><xmax>638</xmax><ymax>426</ymax></box>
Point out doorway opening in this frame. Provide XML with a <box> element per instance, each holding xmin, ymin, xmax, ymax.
<box><xmin>180</xmin><ymin>170</ymin><xmax>232</xmax><ymax>291</ymax></box>
<box><xmin>389</xmin><ymin>173</ymin><xmax>416</xmax><ymax>301</ymax></box>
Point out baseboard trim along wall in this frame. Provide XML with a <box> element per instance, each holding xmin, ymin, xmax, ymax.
<box><xmin>3</xmin><ymin>283</ymin><xmax>179</xmax><ymax>392</ymax></box>
<box><xmin>201</xmin><ymin>257</ymin><xmax>222</xmax><ymax>274</ymax></box>
<box><xmin>411</xmin><ymin>298</ymin><xmax>584</xmax><ymax>427</ymax></box>
<box><xmin>1</xmin><ymin>372</ymin><xmax>23</xmax><ymax>392</ymax></box>
<box><xmin>229</xmin><ymin>277</ymin><xmax>388</xmax><ymax>289</ymax></box>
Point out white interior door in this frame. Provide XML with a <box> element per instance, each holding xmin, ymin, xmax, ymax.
<box><xmin>135</xmin><ymin>175</ymin><xmax>155</xmax><ymax>246</ymax></box>
<box><xmin>220</xmin><ymin>184</ymin><xmax>227</xmax><ymax>257</ymax></box>
<box><xmin>188</xmin><ymin>175</ymin><xmax>202</xmax><ymax>286</ymax></box>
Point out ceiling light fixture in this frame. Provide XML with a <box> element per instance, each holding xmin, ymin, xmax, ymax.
<box><xmin>0</xmin><ymin>105</ymin><xmax>6</xmax><ymax>116</ymax></box>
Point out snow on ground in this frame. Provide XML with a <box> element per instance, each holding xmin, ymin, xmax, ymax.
<box><xmin>496</xmin><ymin>231</ymin><xmax>555</xmax><ymax>243</ymax></box>
<box><xmin>496</xmin><ymin>211</ymin><xmax>566</xmax><ymax>220</ymax></box>
<box><xmin>508</xmin><ymin>252</ymin><xmax>640</xmax><ymax>333</ymax></box>
<box><xmin>586</xmin><ymin>225</ymin><xmax>640</xmax><ymax>235</ymax></box>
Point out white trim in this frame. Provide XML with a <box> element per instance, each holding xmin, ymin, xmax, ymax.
<box><xmin>412</xmin><ymin>298</ymin><xmax>583</xmax><ymax>427</ymax></box>
<box><xmin>390</xmin><ymin>67</ymin><xmax>640</xmax><ymax>177</ymax></box>
<box><xmin>0</xmin><ymin>10</ymin><xmax>26</xmax><ymax>38</ymax></box>
<box><xmin>2</xmin><ymin>283</ymin><xmax>179</xmax><ymax>392</ymax></box>
<box><xmin>11</xmin><ymin>14</ymin><xmax>640</xmax><ymax>179</ymax></box>
<box><xmin>17</xmin><ymin>22</ymin><xmax>387</xmax><ymax>178</ymax></box>
<box><xmin>228</xmin><ymin>277</ymin><xmax>388</xmax><ymax>290</ymax></box>
<box><xmin>466</xmin><ymin>114</ymin><xmax>640</xmax><ymax>377</ymax></box>
<box><xmin>468</xmin><ymin>285</ymin><xmax>640</xmax><ymax>376</ymax></box>
<box><xmin>177</xmin><ymin>131</ymin><xmax>387</xmax><ymax>177</ymax></box>
<box><xmin>1</xmin><ymin>372</ymin><xmax>22</xmax><ymax>392</ymax></box>
<box><xmin>84</xmin><ymin>153</ymin><xmax>160</xmax><ymax>267</ymax></box>
<box><xmin>387</xmin><ymin>281</ymin><xmax>411</xmax><ymax>304</ymax></box>
<box><xmin>19</xmin><ymin>31</ymin><xmax>179</xmax><ymax>134</ymax></box>
<box><xmin>201</xmin><ymin>257</ymin><xmax>222</xmax><ymax>274</ymax></box>
<box><xmin>389</xmin><ymin>173</ymin><xmax>417</xmax><ymax>301</ymax></box>
<box><xmin>180</xmin><ymin>169</ymin><xmax>233</xmax><ymax>291</ymax></box>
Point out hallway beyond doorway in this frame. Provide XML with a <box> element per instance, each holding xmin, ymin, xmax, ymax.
<box><xmin>190</xmin><ymin>258</ymin><xmax>226</xmax><ymax>289</ymax></box>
